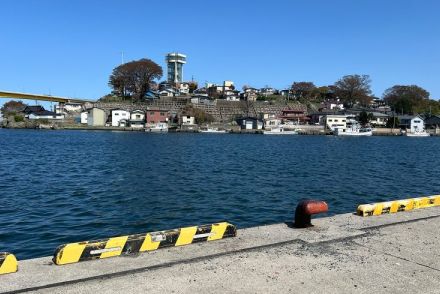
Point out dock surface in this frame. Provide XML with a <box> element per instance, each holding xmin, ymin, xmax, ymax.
<box><xmin>2</xmin><ymin>207</ymin><xmax>439</xmax><ymax>293</ymax></box>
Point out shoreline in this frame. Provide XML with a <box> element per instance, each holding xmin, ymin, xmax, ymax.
<box><xmin>2</xmin><ymin>207</ymin><xmax>439</xmax><ymax>293</ymax></box>
<box><xmin>2</xmin><ymin>125</ymin><xmax>440</xmax><ymax>136</ymax></box>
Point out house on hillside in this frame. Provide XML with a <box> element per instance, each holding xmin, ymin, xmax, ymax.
<box><xmin>159</xmin><ymin>89</ymin><xmax>176</xmax><ymax>97</ymax></box>
<box><xmin>322</xmin><ymin>99</ymin><xmax>344</xmax><ymax>111</ymax></box>
<box><xmin>87</xmin><ymin>108</ymin><xmax>106</xmax><ymax>126</ymax></box>
<box><xmin>279</xmin><ymin>107</ymin><xmax>308</xmax><ymax>124</ymax></box>
<box><xmin>398</xmin><ymin>115</ymin><xmax>425</xmax><ymax>133</ymax></box>
<box><xmin>129</xmin><ymin>110</ymin><xmax>145</xmax><ymax>128</ymax></box>
<box><xmin>181</xmin><ymin>115</ymin><xmax>195</xmax><ymax>125</ymax></box>
<box><xmin>111</xmin><ymin>109</ymin><xmax>130</xmax><ymax>127</ymax></box>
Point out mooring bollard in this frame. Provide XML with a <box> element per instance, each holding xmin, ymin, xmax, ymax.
<box><xmin>294</xmin><ymin>200</ymin><xmax>328</xmax><ymax>228</ymax></box>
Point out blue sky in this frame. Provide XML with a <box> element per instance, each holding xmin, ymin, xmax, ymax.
<box><xmin>1</xmin><ymin>0</ymin><xmax>439</xmax><ymax>108</ymax></box>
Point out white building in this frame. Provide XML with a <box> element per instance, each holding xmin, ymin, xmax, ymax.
<box><xmin>370</xmin><ymin>112</ymin><xmax>389</xmax><ymax>127</ymax></box>
<box><xmin>129</xmin><ymin>110</ymin><xmax>145</xmax><ymax>128</ymax></box>
<box><xmin>264</xmin><ymin>118</ymin><xmax>282</xmax><ymax>129</ymax></box>
<box><xmin>87</xmin><ymin>108</ymin><xmax>106</xmax><ymax>127</ymax></box>
<box><xmin>55</xmin><ymin>102</ymin><xmax>83</xmax><ymax>114</ymax></box>
<box><xmin>324</xmin><ymin>115</ymin><xmax>348</xmax><ymax>131</ymax></box>
<box><xmin>80</xmin><ymin>111</ymin><xmax>88</xmax><ymax>124</ymax></box>
<box><xmin>323</xmin><ymin>100</ymin><xmax>344</xmax><ymax>110</ymax></box>
<box><xmin>399</xmin><ymin>115</ymin><xmax>425</xmax><ymax>133</ymax></box>
<box><xmin>28</xmin><ymin>110</ymin><xmax>64</xmax><ymax>120</ymax></box>
<box><xmin>111</xmin><ymin>109</ymin><xmax>130</xmax><ymax>127</ymax></box>
<box><xmin>181</xmin><ymin>115</ymin><xmax>195</xmax><ymax>125</ymax></box>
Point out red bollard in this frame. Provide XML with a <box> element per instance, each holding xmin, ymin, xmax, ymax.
<box><xmin>294</xmin><ymin>200</ymin><xmax>328</xmax><ymax>228</ymax></box>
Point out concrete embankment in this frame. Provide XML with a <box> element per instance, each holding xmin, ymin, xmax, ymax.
<box><xmin>1</xmin><ymin>207</ymin><xmax>439</xmax><ymax>293</ymax></box>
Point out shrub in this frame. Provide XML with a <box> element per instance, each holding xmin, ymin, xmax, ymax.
<box><xmin>14</xmin><ymin>114</ymin><xmax>24</xmax><ymax>122</ymax></box>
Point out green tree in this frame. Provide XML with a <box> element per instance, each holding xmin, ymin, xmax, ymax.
<box><xmin>334</xmin><ymin>75</ymin><xmax>372</xmax><ymax>107</ymax></box>
<box><xmin>291</xmin><ymin>82</ymin><xmax>317</xmax><ymax>101</ymax></box>
<box><xmin>109</xmin><ymin>58</ymin><xmax>163</xmax><ymax>101</ymax></box>
<box><xmin>1</xmin><ymin>100</ymin><xmax>27</xmax><ymax>114</ymax></box>
<box><xmin>188</xmin><ymin>82</ymin><xmax>198</xmax><ymax>93</ymax></box>
<box><xmin>358</xmin><ymin>111</ymin><xmax>374</xmax><ymax>126</ymax></box>
<box><xmin>385</xmin><ymin>116</ymin><xmax>400</xmax><ymax>128</ymax></box>
<box><xmin>383</xmin><ymin>85</ymin><xmax>430</xmax><ymax>114</ymax></box>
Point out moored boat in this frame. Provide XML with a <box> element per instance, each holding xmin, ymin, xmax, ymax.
<box><xmin>405</xmin><ymin>130</ymin><xmax>430</xmax><ymax>137</ymax></box>
<box><xmin>334</xmin><ymin>120</ymin><xmax>372</xmax><ymax>136</ymax></box>
<box><xmin>199</xmin><ymin>128</ymin><xmax>227</xmax><ymax>133</ymax></box>
<box><xmin>145</xmin><ymin>122</ymin><xmax>168</xmax><ymax>133</ymax></box>
<box><xmin>263</xmin><ymin>126</ymin><xmax>298</xmax><ymax>135</ymax></box>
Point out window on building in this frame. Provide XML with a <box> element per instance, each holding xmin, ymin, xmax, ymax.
<box><xmin>150</xmin><ymin>112</ymin><xmax>155</xmax><ymax>115</ymax></box>
<box><xmin>136</xmin><ymin>115</ymin><xmax>141</xmax><ymax>119</ymax></box>
<box><xmin>160</xmin><ymin>112</ymin><xmax>165</xmax><ymax>116</ymax></box>
<box><xmin>115</xmin><ymin>113</ymin><xmax>119</xmax><ymax>116</ymax></box>
<box><xmin>414</xmin><ymin>120</ymin><xmax>421</xmax><ymax>123</ymax></box>
<box><xmin>335</xmin><ymin>119</ymin><xmax>339</xmax><ymax>122</ymax></box>
<box><xmin>328</xmin><ymin>119</ymin><xmax>333</xmax><ymax>122</ymax></box>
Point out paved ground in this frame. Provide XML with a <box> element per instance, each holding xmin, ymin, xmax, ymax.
<box><xmin>2</xmin><ymin>207</ymin><xmax>440</xmax><ymax>293</ymax></box>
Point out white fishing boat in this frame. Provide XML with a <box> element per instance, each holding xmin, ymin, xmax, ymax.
<box><xmin>263</xmin><ymin>126</ymin><xmax>298</xmax><ymax>135</ymax></box>
<box><xmin>199</xmin><ymin>128</ymin><xmax>227</xmax><ymax>133</ymax></box>
<box><xmin>145</xmin><ymin>122</ymin><xmax>168</xmax><ymax>133</ymax></box>
<box><xmin>334</xmin><ymin>120</ymin><xmax>373</xmax><ymax>136</ymax></box>
<box><xmin>405</xmin><ymin>130</ymin><xmax>430</xmax><ymax>137</ymax></box>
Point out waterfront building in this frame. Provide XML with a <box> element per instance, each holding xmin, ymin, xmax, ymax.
<box><xmin>279</xmin><ymin>107</ymin><xmax>308</xmax><ymax>124</ymax></box>
<box><xmin>166</xmin><ymin>52</ymin><xmax>186</xmax><ymax>84</ymax></box>
<box><xmin>23</xmin><ymin>106</ymin><xmax>45</xmax><ymax>115</ymax></box>
<box><xmin>80</xmin><ymin>111</ymin><xmax>88</xmax><ymax>124</ymax></box>
<box><xmin>324</xmin><ymin>114</ymin><xmax>348</xmax><ymax>131</ymax></box>
<box><xmin>425</xmin><ymin>115</ymin><xmax>440</xmax><ymax>129</ymax></box>
<box><xmin>264</xmin><ymin>118</ymin><xmax>282</xmax><ymax>129</ymax></box>
<box><xmin>87</xmin><ymin>108</ymin><xmax>106</xmax><ymax>127</ymax></box>
<box><xmin>129</xmin><ymin>110</ymin><xmax>145</xmax><ymax>128</ymax></box>
<box><xmin>146</xmin><ymin>108</ymin><xmax>169</xmax><ymax>125</ymax></box>
<box><xmin>398</xmin><ymin>115</ymin><xmax>425</xmax><ymax>133</ymax></box>
<box><xmin>24</xmin><ymin>106</ymin><xmax>64</xmax><ymax>120</ymax></box>
<box><xmin>369</xmin><ymin>112</ymin><xmax>389</xmax><ymax>127</ymax></box>
<box><xmin>181</xmin><ymin>115</ymin><xmax>195</xmax><ymax>125</ymax></box>
<box><xmin>236</xmin><ymin>117</ymin><xmax>264</xmax><ymax>130</ymax></box>
<box><xmin>28</xmin><ymin>110</ymin><xmax>64</xmax><ymax>120</ymax></box>
<box><xmin>111</xmin><ymin>109</ymin><xmax>130</xmax><ymax>127</ymax></box>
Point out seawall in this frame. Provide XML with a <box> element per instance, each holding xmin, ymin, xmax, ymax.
<box><xmin>1</xmin><ymin>206</ymin><xmax>439</xmax><ymax>293</ymax></box>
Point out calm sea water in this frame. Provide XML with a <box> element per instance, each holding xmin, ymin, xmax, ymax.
<box><xmin>0</xmin><ymin>129</ymin><xmax>439</xmax><ymax>259</ymax></box>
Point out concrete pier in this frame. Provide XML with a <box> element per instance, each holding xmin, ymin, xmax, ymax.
<box><xmin>2</xmin><ymin>207</ymin><xmax>439</xmax><ymax>293</ymax></box>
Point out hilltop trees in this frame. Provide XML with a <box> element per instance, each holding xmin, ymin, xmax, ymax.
<box><xmin>290</xmin><ymin>82</ymin><xmax>316</xmax><ymax>101</ymax></box>
<box><xmin>333</xmin><ymin>75</ymin><xmax>372</xmax><ymax>107</ymax></box>
<box><xmin>109</xmin><ymin>58</ymin><xmax>163</xmax><ymax>101</ymax></box>
<box><xmin>1</xmin><ymin>100</ymin><xmax>27</xmax><ymax>114</ymax></box>
<box><xmin>383</xmin><ymin>85</ymin><xmax>430</xmax><ymax>114</ymax></box>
